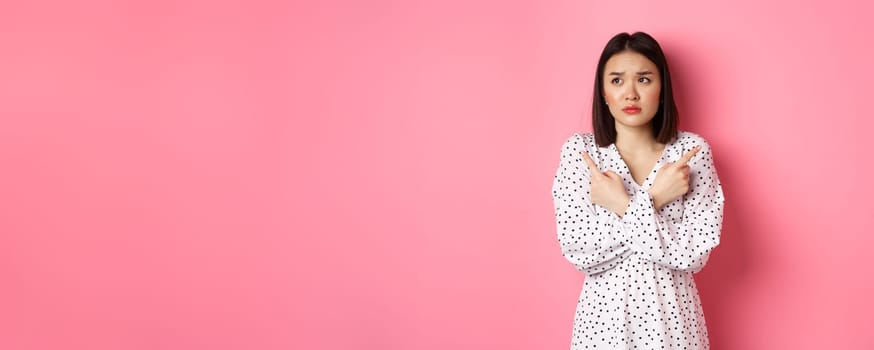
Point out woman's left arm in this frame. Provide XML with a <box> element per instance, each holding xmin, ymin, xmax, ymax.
<box><xmin>619</xmin><ymin>139</ymin><xmax>726</xmax><ymax>273</ymax></box>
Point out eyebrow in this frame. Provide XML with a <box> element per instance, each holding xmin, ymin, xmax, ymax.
<box><xmin>607</xmin><ymin>71</ymin><xmax>655</xmax><ymax>76</ymax></box>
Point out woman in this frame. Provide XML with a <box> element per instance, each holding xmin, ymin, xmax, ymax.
<box><xmin>552</xmin><ymin>32</ymin><xmax>726</xmax><ymax>349</ymax></box>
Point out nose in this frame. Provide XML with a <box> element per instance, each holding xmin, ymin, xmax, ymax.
<box><xmin>625</xmin><ymin>85</ymin><xmax>639</xmax><ymax>101</ymax></box>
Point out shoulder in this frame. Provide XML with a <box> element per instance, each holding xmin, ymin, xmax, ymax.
<box><xmin>556</xmin><ymin>132</ymin><xmax>598</xmax><ymax>176</ymax></box>
<box><xmin>561</xmin><ymin>132</ymin><xmax>598</xmax><ymax>154</ymax></box>
<box><xmin>675</xmin><ymin>130</ymin><xmax>713</xmax><ymax>151</ymax></box>
<box><xmin>675</xmin><ymin>130</ymin><xmax>718</xmax><ymax>166</ymax></box>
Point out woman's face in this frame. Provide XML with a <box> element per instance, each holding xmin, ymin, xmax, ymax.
<box><xmin>602</xmin><ymin>50</ymin><xmax>661</xmax><ymax>130</ymax></box>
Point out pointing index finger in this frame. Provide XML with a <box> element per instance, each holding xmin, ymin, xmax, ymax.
<box><xmin>581</xmin><ymin>151</ymin><xmax>602</xmax><ymax>176</ymax></box>
<box><xmin>676</xmin><ymin>145</ymin><xmax>701</xmax><ymax>166</ymax></box>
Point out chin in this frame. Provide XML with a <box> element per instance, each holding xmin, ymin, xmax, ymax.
<box><xmin>615</xmin><ymin>118</ymin><xmax>656</xmax><ymax>129</ymax></box>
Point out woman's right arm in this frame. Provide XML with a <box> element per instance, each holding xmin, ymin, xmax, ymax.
<box><xmin>552</xmin><ymin>134</ymin><xmax>634</xmax><ymax>276</ymax></box>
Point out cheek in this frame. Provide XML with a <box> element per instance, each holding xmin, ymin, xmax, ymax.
<box><xmin>603</xmin><ymin>87</ymin><xmax>622</xmax><ymax>103</ymax></box>
<box><xmin>646</xmin><ymin>86</ymin><xmax>662</xmax><ymax>101</ymax></box>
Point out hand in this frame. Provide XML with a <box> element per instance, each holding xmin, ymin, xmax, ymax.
<box><xmin>582</xmin><ymin>151</ymin><xmax>630</xmax><ymax>217</ymax></box>
<box><xmin>648</xmin><ymin>146</ymin><xmax>701</xmax><ymax>210</ymax></box>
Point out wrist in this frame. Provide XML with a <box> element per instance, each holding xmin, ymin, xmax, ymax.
<box><xmin>612</xmin><ymin>196</ymin><xmax>630</xmax><ymax>218</ymax></box>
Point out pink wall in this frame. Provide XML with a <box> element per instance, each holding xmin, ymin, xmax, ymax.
<box><xmin>1</xmin><ymin>0</ymin><xmax>872</xmax><ymax>349</ymax></box>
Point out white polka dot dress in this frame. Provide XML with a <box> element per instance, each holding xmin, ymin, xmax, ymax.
<box><xmin>552</xmin><ymin>131</ymin><xmax>725</xmax><ymax>349</ymax></box>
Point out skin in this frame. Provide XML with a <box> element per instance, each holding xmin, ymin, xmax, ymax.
<box><xmin>581</xmin><ymin>50</ymin><xmax>701</xmax><ymax>216</ymax></box>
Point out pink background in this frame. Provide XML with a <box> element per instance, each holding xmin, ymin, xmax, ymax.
<box><xmin>2</xmin><ymin>0</ymin><xmax>872</xmax><ymax>349</ymax></box>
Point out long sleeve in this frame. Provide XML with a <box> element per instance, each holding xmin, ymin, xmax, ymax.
<box><xmin>620</xmin><ymin>139</ymin><xmax>725</xmax><ymax>273</ymax></box>
<box><xmin>552</xmin><ymin>135</ymin><xmax>634</xmax><ymax>276</ymax></box>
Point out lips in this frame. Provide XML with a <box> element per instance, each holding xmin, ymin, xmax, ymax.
<box><xmin>622</xmin><ymin>106</ymin><xmax>641</xmax><ymax>114</ymax></box>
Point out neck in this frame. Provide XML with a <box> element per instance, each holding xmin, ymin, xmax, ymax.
<box><xmin>614</xmin><ymin>123</ymin><xmax>661</xmax><ymax>152</ymax></box>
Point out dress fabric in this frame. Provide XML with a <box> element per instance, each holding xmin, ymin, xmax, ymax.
<box><xmin>552</xmin><ymin>131</ymin><xmax>725</xmax><ymax>349</ymax></box>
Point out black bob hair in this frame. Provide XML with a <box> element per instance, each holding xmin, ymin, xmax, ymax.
<box><xmin>592</xmin><ymin>32</ymin><xmax>679</xmax><ymax>147</ymax></box>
